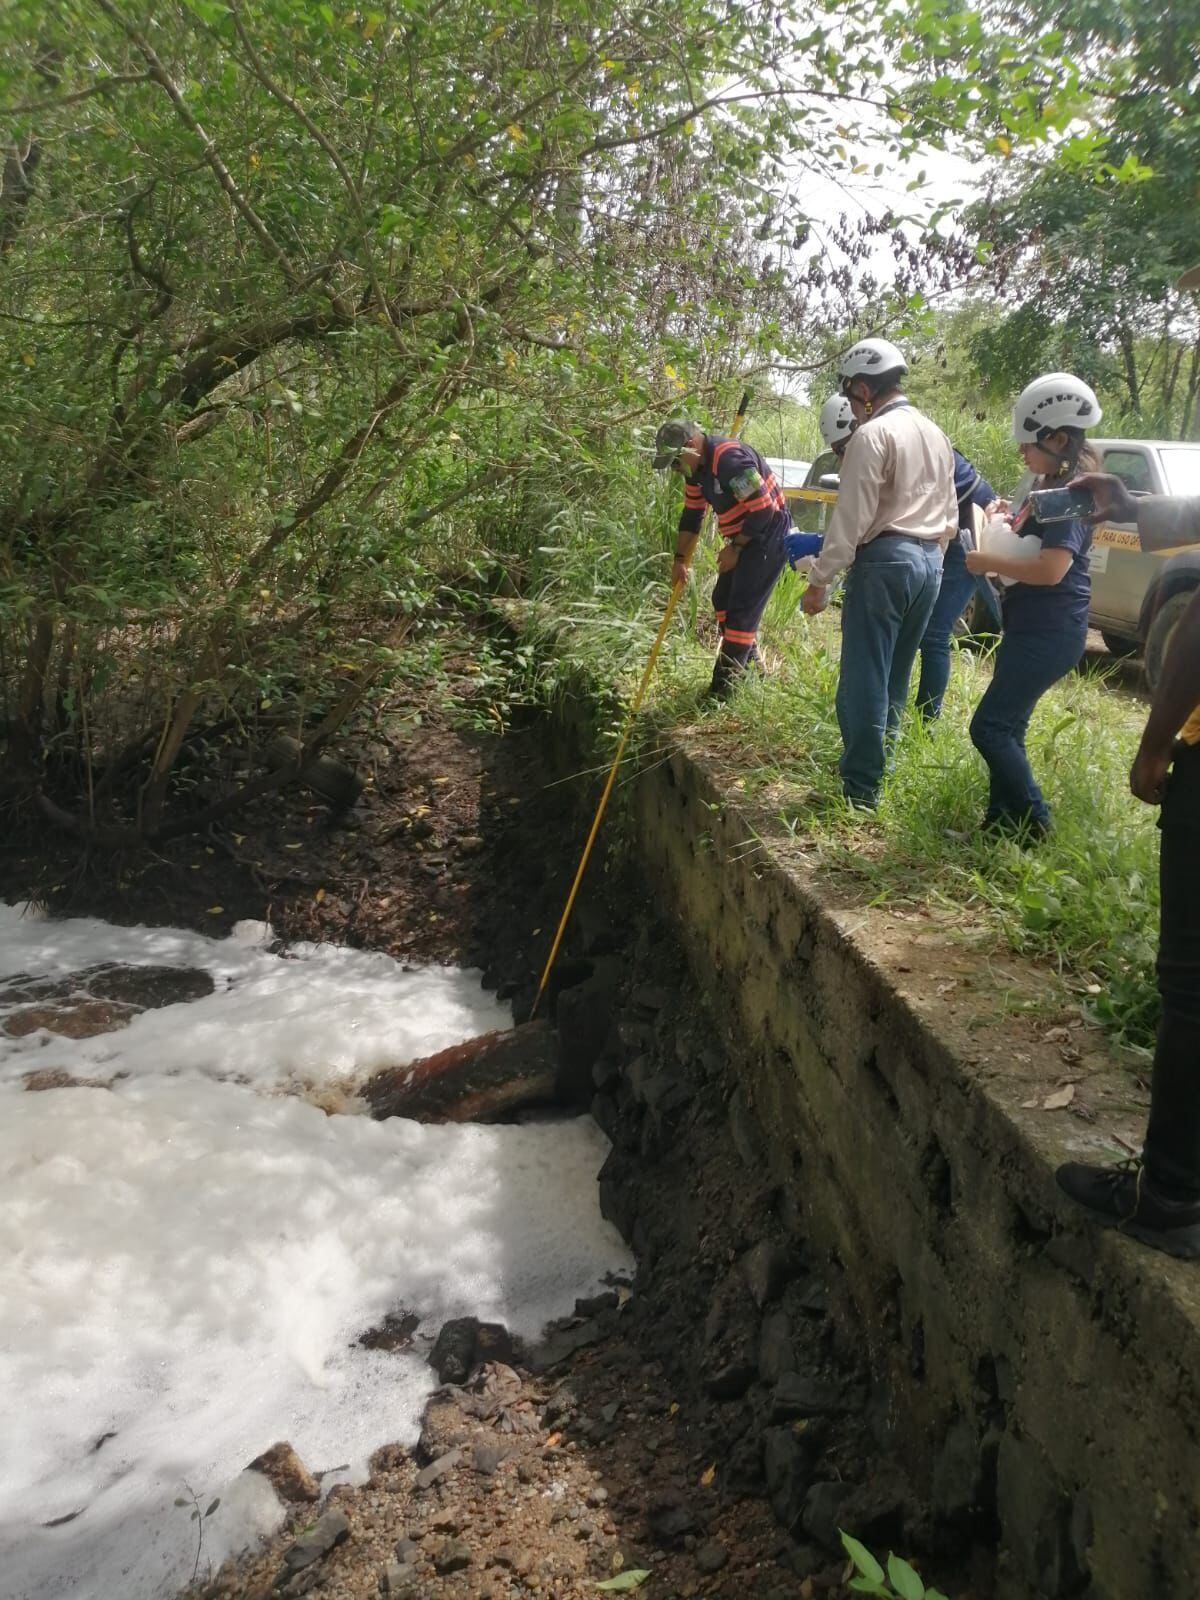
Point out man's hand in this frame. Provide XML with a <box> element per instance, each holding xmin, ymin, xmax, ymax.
<box><xmin>670</xmin><ymin>557</ymin><xmax>689</xmax><ymax>589</ymax></box>
<box><xmin>964</xmin><ymin>550</ymin><xmax>994</xmax><ymax>577</ymax></box>
<box><xmin>716</xmin><ymin>543</ymin><xmax>741</xmax><ymax>574</ymax></box>
<box><xmin>801</xmin><ymin>583</ymin><xmax>828</xmax><ymax>616</ymax></box>
<box><xmin>1069</xmin><ymin>471</ymin><xmax>1139</xmax><ymax>526</ymax></box>
<box><xmin>1130</xmin><ymin>739</ymin><xmax>1174</xmax><ymax>805</ymax></box>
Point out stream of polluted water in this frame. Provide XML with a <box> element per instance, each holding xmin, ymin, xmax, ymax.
<box><xmin>0</xmin><ymin>903</ymin><xmax>633</xmax><ymax>1600</ymax></box>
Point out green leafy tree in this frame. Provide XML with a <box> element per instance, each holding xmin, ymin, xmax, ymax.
<box><xmin>956</xmin><ymin>0</ymin><xmax>1200</xmax><ymax>435</ymax></box>
<box><xmin>0</xmin><ymin>0</ymin><xmax>1107</xmax><ymax>838</ymax></box>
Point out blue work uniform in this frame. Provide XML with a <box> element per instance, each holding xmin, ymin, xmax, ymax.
<box><xmin>677</xmin><ymin>435</ymin><xmax>790</xmax><ymax>695</ymax></box>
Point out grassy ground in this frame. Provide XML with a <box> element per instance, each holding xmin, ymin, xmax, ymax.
<box><xmin>512</xmin><ymin>548</ymin><xmax>1160</xmax><ymax>1054</ymax></box>
<box><xmin>437</xmin><ymin>404</ymin><xmax>1161</xmax><ymax>1055</ymax></box>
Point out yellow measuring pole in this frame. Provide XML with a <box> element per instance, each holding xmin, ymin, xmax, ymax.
<box><xmin>530</xmin><ymin>390</ymin><xmax>752</xmax><ymax>1020</ymax></box>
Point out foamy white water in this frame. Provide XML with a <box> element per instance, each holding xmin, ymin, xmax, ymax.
<box><xmin>0</xmin><ymin>904</ymin><xmax>512</xmax><ymax>1091</ymax></box>
<box><xmin>0</xmin><ymin>907</ymin><xmax>633</xmax><ymax>1600</ymax></box>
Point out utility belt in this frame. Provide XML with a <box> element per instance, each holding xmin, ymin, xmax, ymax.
<box><xmin>720</xmin><ymin>521</ymin><xmax>787</xmax><ymax>547</ymax></box>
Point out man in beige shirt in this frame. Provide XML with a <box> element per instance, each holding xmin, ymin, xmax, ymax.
<box><xmin>801</xmin><ymin>338</ymin><xmax>956</xmax><ymax>806</ymax></box>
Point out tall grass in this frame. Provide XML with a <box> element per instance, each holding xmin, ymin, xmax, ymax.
<box><xmin>517</xmin><ymin>486</ymin><xmax>1158</xmax><ymax>1049</ymax></box>
<box><xmin>641</xmin><ymin>602</ymin><xmax>1159</xmax><ymax>1050</ymax></box>
<box><xmin>478</xmin><ymin>411</ymin><xmax>1159</xmax><ymax>1051</ymax></box>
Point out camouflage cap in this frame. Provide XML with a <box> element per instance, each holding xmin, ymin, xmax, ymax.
<box><xmin>652</xmin><ymin>418</ymin><xmax>699</xmax><ymax>469</ymax></box>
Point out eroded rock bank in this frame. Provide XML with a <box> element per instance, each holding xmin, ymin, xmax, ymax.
<box><xmin>601</xmin><ymin>717</ymin><xmax>1200</xmax><ymax>1600</ymax></box>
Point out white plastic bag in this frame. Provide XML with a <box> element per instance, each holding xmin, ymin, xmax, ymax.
<box><xmin>980</xmin><ymin>514</ymin><xmax>1041</xmax><ymax>587</ymax></box>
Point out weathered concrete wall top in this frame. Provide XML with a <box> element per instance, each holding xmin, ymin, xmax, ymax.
<box><xmin>621</xmin><ymin>734</ymin><xmax>1200</xmax><ymax>1600</ymax></box>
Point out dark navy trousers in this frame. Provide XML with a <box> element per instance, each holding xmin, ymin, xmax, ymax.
<box><xmin>1145</xmin><ymin>743</ymin><xmax>1200</xmax><ymax>1196</ymax></box>
<box><xmin>709</xmin><ymin>528</ymin><xmax>786</xmax><ymax>695</ymax></box>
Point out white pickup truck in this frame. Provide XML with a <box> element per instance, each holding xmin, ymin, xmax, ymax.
<box><xmin>1087</xmin><ymin>438</ymin><xmax>1200</xmax><ymax>687</ymax></box>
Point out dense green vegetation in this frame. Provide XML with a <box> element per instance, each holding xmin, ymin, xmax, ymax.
<box><xmin>961</xmin><ymin>0</ymin><xmax>1200</xmax><ymax>435</ymax></box>
<box><xmin>0</xmin><ymin>0</ymin><xmax>1121</xmax><ymax>837</ymax></box>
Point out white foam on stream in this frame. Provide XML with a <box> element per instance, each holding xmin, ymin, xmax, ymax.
<box><xmin>0</xmin><ymin>907</ymin><xmax>634</xmax><ymax>1600</ymax></box>
<box><xmin>0</xmin><ymin>904</ymin><xmax>513</xmax><ymax>1091</ymax></box>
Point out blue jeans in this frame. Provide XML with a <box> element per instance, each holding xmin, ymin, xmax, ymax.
<box><xmin>968</xmin><ymin>622</ymin><xmax>1086</xmax><ymax>827</ymax></box>
<box><xmin>836</xmin><ymin>536</ymin><xmax>944</xmax><ymax>804</ymax></box>
<box><xmin>916</xmin><ymin>535</ymin><xmax>1001</xmax><ymax>719</ymax></box>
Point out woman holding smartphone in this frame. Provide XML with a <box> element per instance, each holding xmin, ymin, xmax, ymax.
<box><xmin>963</xmin><ymin>372</ymin><xmax>1102</xmax><ymax>839</ymax></box>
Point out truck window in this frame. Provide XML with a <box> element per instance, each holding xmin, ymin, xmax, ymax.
<box><xmin>1160</xmin><ymin>448</ymin><xmax>1200</xmax><ymax>498</ymax></box>
<box><xmin>1102</xmin><ymin>448</ymin><xmax>1152</xmax><ymax>494</ymax></box>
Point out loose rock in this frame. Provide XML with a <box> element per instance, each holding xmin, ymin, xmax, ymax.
<box><xmin>527</xmin><ymin>1318</ymin><xmax>605</xmax><ymax>1373</ymax></box>
<box><xmin>695</xmin><ymin>1538</ymin><xmax>729</xmax><ymax>1574</ymax></box>
<box><xmin>415</xmin><ymin>1448</ymin><xmax>461</xmax><ymax>1489</ymax></box>
<box><xmin>248</xmin><ymin>1441</ymin><xmax>320</xmax><ymax>1504</ymax></box>
<box><xmin>432</xmin><ymin>1537</ymin><xmax>474</xmax><ymax>1574</ymax></box>
<box><xmin>802</xmin><ymin>1481</ymin><xmax>852</xmax><ymax>1550</ymax></box>
<box><xmin>276</xmin><ymin>1508</ymin><xmax>351</xmax><ymax>1579</ymax></box>
<box><xmin>472</xmin><ymin>1442</ymin><xmax>511</xmax><ymax>1475</ymax></box>
<box><xmin>739</xmin><ymin>1241</ymin><xmax>796</xmax><ymax>1308</ymax></box>
<box><xmin>430</xmin><ymin>1316</ymin><xmax>487</xmax><ymax>1383</ymax></box>
<box><xmin>758</xmin><ymin>1308</ymin><xmax>797</xmax><ymax>1384</ymax></box>
<box><xmin>379</xmin><ymin>1563</ymin><xmax>419</xmax><ymax>1595</ymax></box>
<box><xmin>646</xmin><ymin>1487</ymin><xmax>697</xmax><ymax>1543</ymax></box>
<box><xmin>770</xmin><ymin>1372</ymin><xmax>848</xmax><ymax>1422</ymax></box>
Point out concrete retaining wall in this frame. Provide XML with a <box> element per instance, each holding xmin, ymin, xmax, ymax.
<box><xmin>613</xmin><ymin>735</ymin><xmax>1200</xmax><ymax>1600</ymax></box>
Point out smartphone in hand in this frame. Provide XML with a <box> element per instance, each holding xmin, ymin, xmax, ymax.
<box><xmin>1028</xmin><ymin>485</ymin><xmax>1095</xmax><ymax>523</ymax></box>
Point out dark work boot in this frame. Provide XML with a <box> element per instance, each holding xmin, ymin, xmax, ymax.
<box><xmin>1056</xmin><ymin>1158</ymin><xmax>1200</xmax><ymax>1260</ymax></box>
<box><xmin>707</xmin><ymin>651</ymin><xmax>744</xmax><ymax>701</ymax></box>
<box><xmin>982</xmin><ymin>810</ymin><xmax>1051</xmax><ymax>845</ymax></box>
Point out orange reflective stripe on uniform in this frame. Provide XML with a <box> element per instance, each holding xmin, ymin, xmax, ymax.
<box><xmin>723</xmin><ymin>626</ymin><xmax>757</xmax><ymax>645</ymax></box>
<box><xmin>720</xmin><ymin>490</ymin><xmax>773</xmax><ymax>522</ymax></box>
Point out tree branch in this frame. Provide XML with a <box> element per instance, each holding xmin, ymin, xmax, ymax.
<box><xmin>91</xmin><ymin>0</ymin><xmax>301</xmax><ymax>286</ymax></box>
<box><xmin>0</xmin><ymin>72</ymin><xmax>151</xmax><ymax>116</ymax></box>
<box><xmin>0</xmin><ymin>135</ymin><xmax>41</xmax><ymax>256</ymax></box>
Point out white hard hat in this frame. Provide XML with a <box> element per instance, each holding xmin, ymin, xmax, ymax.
<box><xmin>1011</xmin><ymin>373</ymin><xmax>1101</xmax><ymax>442</ymax></box>
<box><xmin>818</xmin><ymin>395</ymin><xmax>855</xmax><ymax>450</ymax></box>
<box><xmin>838</xmin><ymin>337</ymin><xmax>907</xmax><ymax>381</ymax></box>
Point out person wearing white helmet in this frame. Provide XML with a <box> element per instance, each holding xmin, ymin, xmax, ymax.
<box><xmin>783</xmin><ymin>396</ymin><xmax>856</xmax><ymax>568</ymax></box>
<box><xmin>800</xmin><ymin>338</ymin><xmax>956</xmax><ymax>808</ymax></box>
<box><xmin>964</xmin><ymin>371</ymin><xmax>1103</xmax><ymax>838</ymax></box>
<box><xmin>818</xmin><ymin>394</ymin><xmax>856</xmax><ymax>454</ymax></box>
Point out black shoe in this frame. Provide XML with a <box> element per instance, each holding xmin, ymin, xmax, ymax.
<box><xmin>982</xmin><ymin>811</ymin><xmax>1051</xmax><ymax>845</ymax></box>
<box><xmin>704</xmin><ymin>677</ymin><xmax>734</xmax><ymax>703</ymax></box>
<box><xmin>1056</xmin><ymin>1158</ymin><xmax>1200</xmax><ymax>1260</ymax></box>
